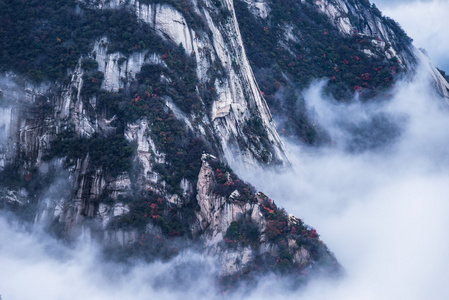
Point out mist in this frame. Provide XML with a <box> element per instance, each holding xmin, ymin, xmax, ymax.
<box><xmin>2</xmin><ymin>65</ymin><xmax>449</xmax><ymax>299</ymax></box>
<box><xmin>0</xmin><ymin>212</ymin><xmax>221</xmax><ymax>300</ymax></box>
<box><xmin>373</xmin><ymin>0</ymin><xmax>449</xmax><ymax>73</ymax></box>
<box><xmin>235</xmin><ymin>65</ymin><xmax>449</xmax><ymax>299</ymax></box>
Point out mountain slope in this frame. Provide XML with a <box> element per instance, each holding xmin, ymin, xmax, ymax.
<box><xmin>0</xmin><ymin>0</ymin><xmax>447</xmax><ymax>291</ymax></box>
<box><xmin>0</xmin><ymin>0</ymin><xmax>332</xmax><ymax>285</ymax></box>
<box><xmin>235</xmin><ymin>0</ymin><xmax>449</xmax><ymax>143</ymax></box>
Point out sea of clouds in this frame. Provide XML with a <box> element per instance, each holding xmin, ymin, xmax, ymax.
<box><xmin>1</xmin><ymin>58</ymin><xmax>449</xmax><ymax>300</ymax></box>
<box><xmin>238</xmin><ymin>64</ymin><xmax>449</xmax><ymax>299</ymax></box>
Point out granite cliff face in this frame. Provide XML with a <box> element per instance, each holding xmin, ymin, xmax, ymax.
<box><xmin>0</xmin><ymin>0</ymin><xmax>447</xmax><ymax>289</ymax></box>
<box><xmin>312</xmin><ymin>0</ymin><xmax>449</xmax><ymax>102</ymax></box>
<box><xmin>234</xmin><ymin>0</ymin><xmax>449</xmax><ymax>144</ymax></box>
<box><xmin>193</xmin><ymin>154</ymin><xmax>338</xmax><ymax>280</ymax></box>
<box><xmin>0</xmin><ymin>0</ymin><xmax>290</xmax><ymax>235</ymax></box>
<box><xmin>93</xmin><ymin>0</ymin><xmax>289</xmax><ymax>165</ymax></box>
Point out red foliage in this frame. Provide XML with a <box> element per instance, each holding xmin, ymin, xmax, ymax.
<box><xmin>224</xmin><ymin>237</ymin><xmax>238</xmax><ymax>245</ymax></box>
<box><xmin>169</xmin><ymin>230</ymin><xmax>181</xmax><ymax>237</ymax></box>
<box><xmin>361</xmin><ymin>73</ymin><xmax>370</xmax><ymax>80</ymax></box>
<box><xmin>130</xmin><ymin>93</ymin><xmax>141</xmax><ymax>105</ymax></box>
<box><xmin>291</xmin><ymin>226</ymin><xmax>297</xmax><ymax>235</ymax></box>
<box><xmin>223</xmin><ymin>180</ymin><xmax>234</xmax><ymax>186</ymax></box>
<box><xmin>25</xmin><ymin>173</ymin><xmax>32</xmax><ymax>182</ymax></box>
<box><xmin>265</xmin><ymin>220</ymin><xmax>286</xmax><ymax>241</ymax></box>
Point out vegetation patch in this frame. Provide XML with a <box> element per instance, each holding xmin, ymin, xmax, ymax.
<box><xmin>45</xmin><ymin>130</ymin><xmax>135</xmax><ymax>176</ymax></box>
<box><xmin>0</xmin><ymin>0</ymin><xmax>202</xmax><ymax>86</ymax></box>
<box><xmin>223</xmin><ymin>219</ymin><xmax>260</xmax><ymax>249</ymax></box>
<box><xmin>234</xmin><ymin>0</ymin><xmax>410</xmax><ymax>144</ymax></box>
<box><xmin>207</xmin><ymin>158</ymin><xmax>256</xmax><ymax>201</ymax></box>
<box><xmin>105</xmin><ymin>190</ymin><xmax>197</xmax><ymax>262</ymax></box>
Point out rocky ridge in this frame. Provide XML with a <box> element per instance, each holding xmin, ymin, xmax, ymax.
<box><xmin>0</xmin><ymin>0</ymin><xmax>448</xmax><ymax>290</ymax></box>
<box><xmin>194</xmin><ymin>154</ymin><xmax>338</xmax><ymax>280</ymax></box>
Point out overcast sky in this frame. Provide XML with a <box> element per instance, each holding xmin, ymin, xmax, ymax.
<box><xmin>372</xmin><ymin>0</ymin><xmax>449</xmax><ymax>73</ymax></box>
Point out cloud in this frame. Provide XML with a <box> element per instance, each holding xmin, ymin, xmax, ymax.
<box><xmin>0</xmin><ymin>213</ymin><xmax>219</xmax><ymax>300</ymax></box>
<box><xmin>234</xmin><ymin>64</ymin><xmax>449</xmax><ymax>299</ymax></box>
<box><xmin>372</xmin><ymin>0</ymin><xmax>449</xmax><ymax>73</ymax></box>
<box><xmin>2</xmin><ymin>62</ymin><xmax>449</xmax><ymax>299</ymax></box>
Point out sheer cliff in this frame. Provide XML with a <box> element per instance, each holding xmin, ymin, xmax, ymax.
<box><xmin>0</xmin><ymin>0</ymin><xmax>447</xmax><ymax>292</ymax></box>
<box><xmin>235</xmin><ymin>0</ymin><xmax>449</xmax><ymax>143</ymax></box>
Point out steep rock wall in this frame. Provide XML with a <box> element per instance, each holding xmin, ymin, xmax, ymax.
<box><xmin>193</xmin><ymin>155</ymin><xmax>334</xmax><ymax>276</ymax></box>
<box><xmin>94</xmin><ymin>0</ymin><xmax>289</xmax><ymax>166</ymax></box>
<box><xmin>0</xmin><ymin>0</ymin><xmax>293</xmax><ymax>237</ymax></box>
<box><xmin>312</xmin><ymin>0</ymin><xmax>449</xmax><ymax>101</ymax></box>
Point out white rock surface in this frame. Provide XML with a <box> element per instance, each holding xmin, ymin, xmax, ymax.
<box><xmin>93</xmin><ymin>38</ymin><xmax>163</xmax><ymax>92</ymax></box>
<box><xmin>125</xmin><ymin>119</ymin><xmax>165</xmax><ymax>189</ymax></box>
<box><xmin>194</xmin><ymin>156</ymin><xmax>309</xmax><ymax>274</ymax></box>
<box><xmin>95</xmin><ymin>0</ymin><xmax>289</xmax><ymax>166</ymax></box>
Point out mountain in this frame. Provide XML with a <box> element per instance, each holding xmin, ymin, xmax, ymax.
<box><xmin>234</xmin><ymin>0</ymin><xmax>449</xmax><ymax>144</ymax></box>
<box><xmin>0</xmin><ymin>0</ymin><xmax>447</xmax><ymax>292</ymax></box>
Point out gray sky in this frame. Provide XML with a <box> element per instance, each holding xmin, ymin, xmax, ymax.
<box><xmin>372</xmin><ymin>0</ymin><xmax>449</xmax><ymax>73</ymax></box>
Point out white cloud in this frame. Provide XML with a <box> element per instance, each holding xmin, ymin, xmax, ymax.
<box><xmin>1</xmin><ymin>66</ymin><xmax>449</xmax><ymax>299</ymax></box>
<box><xmin>373</xmin><ymin>0</ymin><xmax>449</xmax><ymax>73</ymax></box>
<box><xmin>0</xmin><ymin>214</ymin><xmax>218</xmax><ymax>300</ymax></box>
<box><xmin>234</xmin><ymin>64</ymin><xmax>449</xmax><ymax>299</ymax></box>
<box><xmin>3</xmin><ymin>65</ymin><xmax>443</xmax><ymax>300</ymax></box>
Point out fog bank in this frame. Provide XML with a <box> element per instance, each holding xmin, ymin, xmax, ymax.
<box><xmin>237</xmin><ymin>65</ymin><xmax>449</xmax><ymax>299</ymax></box>
<box><xmin>0</xmin><ymin>214</ymin><xmax>218</xmax><ymax>300</ymax></box>
<box><xmin>373</xmin><ymin>0</ymin><xmax>449</xmax><ymax>73</ymax></box>
<box><xmin>2</xmin><ymin>65</ymin><xmax>449</xmax><ymax>299</ymax></box>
